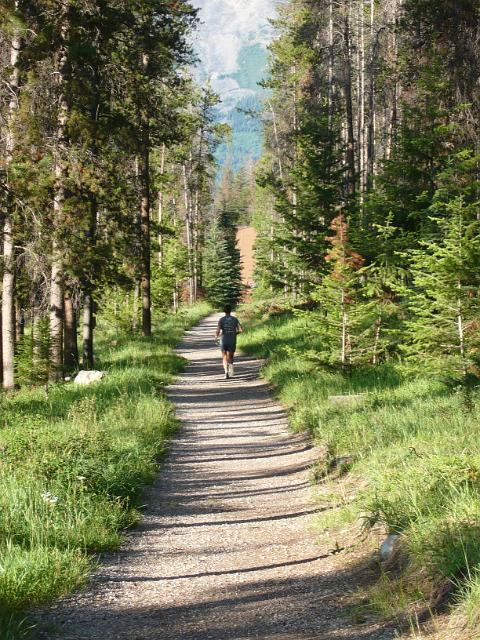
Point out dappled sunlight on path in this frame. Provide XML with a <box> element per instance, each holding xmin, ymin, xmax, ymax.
<box><xmin>34</xmin><ymin>314</ymin><xmax>396</xmax><ymax>640</ymax></box>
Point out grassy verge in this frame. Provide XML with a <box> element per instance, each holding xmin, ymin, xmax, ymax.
<box><xmin>0</xmin><ymin>303</ymin><xmax>210</xmax><ymax>639</ymax></box>
<box><xmin>239</xmin><ymin>302</ymin><xmax>480</xmax><ymax>637</ymax></box>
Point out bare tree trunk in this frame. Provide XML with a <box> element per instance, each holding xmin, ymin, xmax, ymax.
<box><xmin>2</xmin><ymin>214</ymin><xmax>15</xmax><ymax>390</ymax></box>
<box><xmin>386</xmin><ymin>0</ymin><xmax>399</xmax><ymax>160</ymax></box>
<box><xmin>2</xmin><ymin>7</ymin><xmax>21</xmax><ymax>390</ymax></box>
<box><xmin>182</xmin><ymin>162</ymin><xmax>194</xmax><ymax>304</ymax></box>
<box><xmin>31</xmin><ymin>299</ymin><xmax>43</xmax><ymax>373</ymax></box>
<box><xmin>359</xmin><ymin>0</ymin><xmax>366</xmax><ymax>199</ymax></box>
<box><xmin>49</xmin><ymin>5</ymin><xmax>69</xmax><ymax>381</ymax></box>
<box><xmin>341</xmin><ymin>289</ymin><xmax>348</xmax><ymax>367</ymax></box>
<box><xmin>64</xmin><ymin>291</ymin><xmax>78</xmax><ymax>371</ymax></box>
<box><xmin>367</xmin><ymin>0</ymin><xmax>376</xmax><ymax>183</ymax></box>
<box><xmin>343</xmin><ymin>11</ymin><xmax>356</xmax><ymax>199</ymax></box>
<box><xmin>140</xmin><ymin>52</ymin><xmax>152</xmax><ymax>338</ymax></box>
<box><xmin>172</xmin><ymin>196</ymin><xmax>179</xmax><ymax>312</ymax></box>
<box><xmin>328</xmin><ymin>0</ymin><xmax>334</xmax><ymax>127</ymax></box>
<box><xmin>49</xmin><ymin>256</ymin><xmax>64</xmax><ymax>378</ymax></box>
<box><xmin>15</xmin><ymin>300</ymin><xmax>24</xmax><ymax>343</ymax></box>
<box><xmin>193</xmin><ymin>189</ymin><xmax>200</xmax><ymax>302</ymax></box>
<box><xmin>82</xmin><ymin>293</ymin><xmax>94</xmax><ymax>370</ymax></box>
<box><xmin>140</xmin><ymin>144</ymin><xmax>152</xmax><ymax>337</ymax></box>
<box><xmin>457</xmin><ymin>287</ymin><xmax>467</xmax><ymax>379</ymax></box>
<box><xmin>158</xmin><ymin>143</ymin><xmax>166</xmax><ymax>268</ymax></box>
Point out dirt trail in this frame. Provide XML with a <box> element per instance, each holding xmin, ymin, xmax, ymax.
<box><xmin>35</xmin><ymin>314</ymin><xmax>396</xmax><ymax>639</ymax></box>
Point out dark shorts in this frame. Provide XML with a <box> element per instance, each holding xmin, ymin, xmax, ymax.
<box><xmin>220</xmin><ymin>337</ymin><xmax>237</xmax><ymax>354</ymax></box>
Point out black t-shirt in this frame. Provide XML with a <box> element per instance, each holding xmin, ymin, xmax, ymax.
<box><xmin>219</xmin><ymin>315</ymin><xmax>240</xmax><ymax>337</ymax></box>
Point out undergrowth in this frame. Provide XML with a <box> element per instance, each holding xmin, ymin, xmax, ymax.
<box><xmin>239</xmin><ymin>301</ymin><xmax>480</xmax><ymax>637</ymax></box>
<box><xmin>0</xmin><ymin>303</ymin><xmax>210</xmax><ymax>639</ymax></box>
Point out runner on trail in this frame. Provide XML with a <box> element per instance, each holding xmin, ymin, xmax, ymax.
<box><xmin>215</xmin><ymin>305</ymin><xmax>243</xmax><ymax>379</ymax></box>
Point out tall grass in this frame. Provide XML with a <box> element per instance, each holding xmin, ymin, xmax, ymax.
<box><xmin>239</xmin><ymin>304</ymin><xmax>480</xmax><ymax>634</ymax></box>
<box><xmin>0</xmin><ymin>303</ymin><xmax>210</xmax><ymax>639</ymax></box>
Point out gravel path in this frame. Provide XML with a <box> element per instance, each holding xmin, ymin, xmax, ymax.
<box><xmin>35</xmin><ymin>314</ymin><xmax>396</xmax><ymax>640</ymax></box>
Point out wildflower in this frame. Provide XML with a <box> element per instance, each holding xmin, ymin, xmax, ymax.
<box><xmin>76</xmin><ymin>476</ymin><xmax>86</xmax><ymax>482</ymax></box>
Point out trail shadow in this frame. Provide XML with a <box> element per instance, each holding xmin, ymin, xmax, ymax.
<box><xmin>36</xmin><ymin>555</ymin><xmax>397</xmax><ymax>639</ymax></box>
<box><xmin>139</xmin><ymin>506</ymin><xmax>322</xmax><ymax>532</ymax></box>
<box><xmin>99</xmin><ymin>554</ymin><xmax>331</xmax><ymax>583</ymax></box>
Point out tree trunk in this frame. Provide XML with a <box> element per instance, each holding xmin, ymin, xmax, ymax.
<box><xmin>367</xmin><ymin>0</ymin><xmax>376</xmax><ymax>183</ymax></box>
<box><xmin>49</xmin><ymin>5</ymin><xmax>69</xmax><ymax>381</ymax></box>
<box><xmin>183</xmin><ymin>162</ymin><xmax>194</xmax><ymax>304</ymax></box>
<box><xmin>15</xmin><ymin>300</ymin><xmax>24</xmax><ymax>343</ymax></box>
<box><xmin>386</xmin><ymin>0</ymin><xmax>399</xmax><ymax>160</ymax></box>
<box><xmin>341</xmin><ymin>288</ymin><xmax>348</xmax><ymax>367</ymax></box>
<box><xmin>82</xmin><ymin>293</ymin><xmax>94</xmax><ymax>370</ymax></box>
<box><xmin>64</xmin><ymin>291</ymin><xmax>78</xmax><ymax>371</ymax></box>
<box><xmin>140</xmin><ymin>53</ymin><xmax>152</xmax><ymax>338</ymax></box>
<box><xmin>49</xmin><ymin>257</ymin><xmax>64</xmax><ymax>378</ymax></box>
<box><xmin>2</xmin><ymin>6</ymin><xmax>21</xmax><ymax>390</ymax></box>
<box><xmin>31</xmin><ymin>301</ymin><xmax>43</xmax><ymax>377</ymax></box>
<box><xmin>193</xmin><ymin>188</ymin><xmax>200</xmax><ymax>302</ymax></box>
<box><xmin>328</xmin><ymin>0</ymin><xmax>334</xmax><ymax>127</ymax></box>
<box><xmin>359</xmin><ymin>0</ymin><xmax>366</xmax><ymax>198</ymax></box>
<box><xmin>343</xmin><ymin>12</ymin><xmax>356</xmax><ymax>199</ymax></box>
<box><xmin>158</xmin><ymin>143</ymin><xmax>166</xmax><ymax>268</ymax></box>
<box><xmin>2</xmin><ymin>215</ymin><xmax>15</xmax><ymax>390</ymax></box>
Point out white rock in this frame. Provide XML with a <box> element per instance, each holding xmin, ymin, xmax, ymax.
<box><xmin>380</xmin><ymin>534</ymin><xmax>400</xmax><ymax>562</ymax></box>
<box><xmin>74</xmin><ymin>370</ymin><xmax>106</xmax><ymax>386</ymax></box>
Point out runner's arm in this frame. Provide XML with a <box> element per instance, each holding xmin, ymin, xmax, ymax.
<box><xmin>215</xmin><ymin>321</ymin><xmax>221</xmax><ymax>339</ymax></box>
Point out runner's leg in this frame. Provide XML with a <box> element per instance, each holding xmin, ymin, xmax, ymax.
<box><xmin>222</xmin><ymin>351</ymin><xmax>229</xmax><ymax>375</ymax></box>
<box><xmin>227</xmin><ymin>348</ymin><xmax>235</xmax><ymax>376</ymax></box>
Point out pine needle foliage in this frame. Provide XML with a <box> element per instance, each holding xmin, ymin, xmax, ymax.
<box><xmin>203</xmin><ymin>220</ymin><xmax>242</xmax><ymax>309</ymax></box>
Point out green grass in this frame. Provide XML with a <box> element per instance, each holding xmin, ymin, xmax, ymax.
<box><xmin>239</xmin><ymin>303</ymin><xmax>480</xmax><ymax>634</ymax></box>
<box><xmin>0</xmin><ymin>303</ymin><xmax>210</xmax><ymax>639</ymax></box>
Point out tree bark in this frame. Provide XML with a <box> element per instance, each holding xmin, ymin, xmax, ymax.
<box><xmin>2</xmin><ymin>5</ymin><xmax>21</xmax><ymax>390</ymax></box>
<box><xmin>15</xmin><ymin>300</ymin><xmax>24</xmax><ymax>343</ymax></box>
<box><xmin>82</xmin><ymin>293</ymin><xmax>94</xmax><ymax>369</ymax></box>
<box><xmin>328</xmin><ymin>0</ymin><xmax>334</xmax><ymax>127</ymax></box>
<box><xmin>2</xmin><ymin>214</ymin><xmax>15</xmax><ymax>390</ymax></box>
<box><xmin>64</xmin><ymin>291</ymin><xmax>78</xmax><ymax>371</ymax></box>
<box><xmin>343</xmin><ymin>11</ymin><xmax>356</xmax><ymax>199</ymax></box>
<box><xmin>158</xmin><ymin>143</ymin><xmax>166</xmax><ymax>268</ymax></box>
<box><xmin>183</xmin><ymin>162</ymin><xmax>194</xmax><ymax>304</ymax></box>
<box><xmin>140</xmin><ymin>53</ymin><xmax>152</xmax><ymax>337</ymax></box>
<box><xmin>367</xmin><ymin>0</ymin><xmax>376</xmax><ymax>183</ymax></box>
<box><xmin>359</xmin><ymin>0</ymin><xmax>366</xmax><ymax>198</ymax></box>
<box><xmin>193</xmin><ymin>188</ymin><xmax>200</xmax><ymax>302</ymax></box>
<box><xmin>49</xmin><ymin>5</ymin><xmax>69</xmax><ymax>380</ymax></box>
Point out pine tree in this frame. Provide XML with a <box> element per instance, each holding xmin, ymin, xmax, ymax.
<box><xmin>403</xmin><ymin>153</ymin><xmax>480</xmax><ymax>380</ymax></box>
<box><xmin>311</xmin><ymin>214</ymin><xmax>371</xmax><ymax>369</ymax></box>
<box><xmin>203</xmin><ymin>220</ymin><xmax>242</xmax><ymax>309</ymax></box>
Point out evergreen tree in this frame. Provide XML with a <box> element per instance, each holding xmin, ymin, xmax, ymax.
<box><xmin>203</xmin><ymin>220</ymin><xmax>242</xmax><ymax>309</ymax></box>
<box><xmin>311</xmin><ymin>214</ymin><xmax>369</xmax><ymax>368</ymax></box>
<box><xmin>403</xmin><ymin>153</ymin><xmax>480</xmax><ymax>380</ymax></box>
